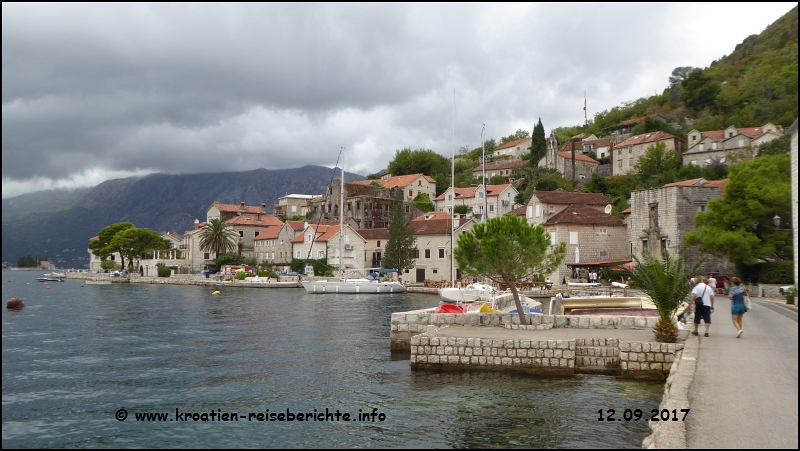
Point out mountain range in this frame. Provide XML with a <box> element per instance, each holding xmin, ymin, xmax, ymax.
<box><xmin>1</xmin><ymin>166</ymin><xmax>364</xmax><ymax>268</ymax></box>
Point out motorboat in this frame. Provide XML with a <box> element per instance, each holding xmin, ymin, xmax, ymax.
<box><xmin>438</xmin><ymin>282</ymin><xmax>496</xmax><ymax>303</ymax></box>
<box><xmin>36</xmin><ymin>277</ymin><xmax>64</xmax><ymax>282</ymax></box>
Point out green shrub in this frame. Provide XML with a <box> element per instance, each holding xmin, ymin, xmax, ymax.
<box><xmin>453</xmin><ymin>205</ymin><xmax>470</xmax><ymax>215</ymax></box>
<box><xmin>784</xmin><ymin>286</ymin><xmax>796</xmax><ymax>305</ymax></box>
<box><xmin>156</xmin><ymin>264</ymin><xmax>171</xmax><ymax>278</ymax></box>
<box><xmin>745</xmin><ymin>260</ymin><xmax>794</xmax><ymax>284</ymax></box>
<box><xmin>235</xmin><ymin>269</ymin><xmax>246</xmax><ymax>280</ymax></box>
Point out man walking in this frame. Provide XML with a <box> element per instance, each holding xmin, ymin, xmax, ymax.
<box><xmin>691</xmin><ymin>278</ymin><xmax>715</xmax><ymax>337</ymax></box>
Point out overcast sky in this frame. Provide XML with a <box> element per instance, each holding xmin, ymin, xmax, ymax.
<box><xmin>2</xmin><ymin>3</ymin><xmax>795</xmax><ymax>198</ymax></box>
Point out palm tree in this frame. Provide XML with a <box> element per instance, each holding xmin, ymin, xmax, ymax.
<box><xmin>627</xmin><ymin>250</ymin><xmax>702</xmax><ymax>343</ymax></box>
<box><xmin>199</xmin><ymin>219</ymin><xmax>238</xmax><ymax>262</ymax></box>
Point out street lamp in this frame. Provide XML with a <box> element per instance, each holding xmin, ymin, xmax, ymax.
<box><xmin>773</xmin><ymin>214</ymin><xmax>782</xmax><ymax>228</ymax></box>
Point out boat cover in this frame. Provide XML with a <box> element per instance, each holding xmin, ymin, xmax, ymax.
<box><xmin>435</xmin><ymin>304</ymin><xmax>466</xmax><ymax>314</ymax></box>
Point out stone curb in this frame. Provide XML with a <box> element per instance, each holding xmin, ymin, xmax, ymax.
<box><xmin>642</xmin><ymin>332</ymin><xmax>698</xmax><ymax>449</ymax></box>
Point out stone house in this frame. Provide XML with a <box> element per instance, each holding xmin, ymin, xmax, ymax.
<box><xmin>308</xmin><ymin>176</ymin><xmax>423</xmax><ymax>230</ymax></box>
<box><xmin>207</xmin><ymin>201</ymin><xmax>270</xmax><ymax>223</ymax></box>
<box><xmin>471</xmin><ymin>160</ymin><xmax>530</xmax><ymax>181</ymax></box>
<box><xmin>525</xmin><ymin>189</ymin><xmax>612</xmax><ymax>226</ymax></box>
<box><xmin>273</xmin><ymin>194</ymin><xmax>315</xmax><ymax>218</ymax></box>
<box><xmin>408</xmin><ymin>212</ymin><xmax>475</xmax><ymax>283</ymax></box>
<box><xmin>492</xmin><ymin>137</ymin><xmax>532</xmax><ymax>163</ymax></box>
<box><xmin>541</xmin><ymin>204</ymin><xmax>629</xmax><ymax>283</ymax></box>
<box><xmin>788</xmin><ymin>119</ymin><xmax>798</xmax><ymax>286</ymax></box>
<box><xmin>560</xmin><ymin>137</ymin><xmax>616</xmax><ymax>159</ymax></box>
<box><xmin>612</xmin><ymin>131</ymin><xmax>684</xmax><ymax>176</ymax></box>
<box><xmin>434</xmin><ymin>184</ymin><xmax>518</xmax><ymax>221</ymax></box>
<box><xmin>628</xmin><ymin>179</ymin><xmax>731</xmax><ymax>274</ymax></box>
<box><xmin>682</xmin><ymin>123</ymin><xmax>784</xmax><ymax>167</ymax></box>
<box><xmin>223</xmin><ymin>213</ymin><xmax>284</xmax><ymax>260</ymax></box>
<box><xmin>539</xmin><ymin>133</ymin><xmax>600</xmax><ymax>181</ymax></box>
<box><xmin>357</xmin><ymin>228</ymin><xmax>390</xmax><ymax>268</ymax></box>
<box><xmin>290</xmin><ymin>224</ymin><xmax>367</xmax><ymax>276</ymax></box>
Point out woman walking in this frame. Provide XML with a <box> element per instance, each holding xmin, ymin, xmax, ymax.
<box><xmin>728</xmin><ymin>277</ymin><xmax>748</xmax><ymax>338</ymax></box>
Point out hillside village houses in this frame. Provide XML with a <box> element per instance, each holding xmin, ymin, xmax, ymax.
<box><xmin>472</xmin><ymin>160</ymin><xmax>530</xmax><ymax>180</ymax></box>
<box><xmin>611</xmin><ymin>130</ymin><xmax>685</xmax><ymax>176</ymax></box>
<box><xmin>681</xmin><ymin>123</ymin><xmax>784</xmax><ymax>167</ymax></box>
<box><xmin>273</xmin><ymin>194</ymin><xmax>315</xmax><ymax>218</ymax></box>
<box><xmin>434</xmin><ymin>184</ymin><xmax>518</xmax><ymax>220</ymax></box>
<box><xmin>408</xmin><ymin>211</ymin><xmax>476</xmax><ymax>283</ymax></box>
<box><xmin>490</xmin><ymin>137</ymin><xmax>532</xmax><ymax>163</ymax></box>
<box><xmin>538</xmin><ymin>133</ymin><xmax>601</xmax><ymax>182</ymax></box>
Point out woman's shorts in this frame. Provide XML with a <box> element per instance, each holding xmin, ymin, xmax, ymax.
<box><xmin>731</xmin><ymin>303</ymin><xmax>746</xmax><ymax>315</ymax></box>
<box><xmin>694</xmin><ymin>305</ymin><xmax>712</xmax><ymax>324</ymax></box>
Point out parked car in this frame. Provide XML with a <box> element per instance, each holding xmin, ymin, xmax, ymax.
<box><xmin>198</xmin><ymin>270</ymin><xmax>217</xmax><ymax>275</ymax></box>
<box><xmin>706</xmin><ymin>272</ymin><xmax>730</xmax><ymax>290</ymax></box>
<box><xmin>779</xmin><ymin>286</ymin><xmax>795</xmax><ymax>295</ymax></box>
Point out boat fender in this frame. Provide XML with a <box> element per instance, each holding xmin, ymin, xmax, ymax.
<box><xmin>212</xmin><ymin>291</ymin><xmax>220</xmax><ymax>296</ymax></box>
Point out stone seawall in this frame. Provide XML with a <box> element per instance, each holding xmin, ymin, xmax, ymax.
<box><xmin>390</xmin><ymin>310</ymin><xmax>659</xmax><ymax>351</ymax></box>
<box><xmin>65</xmin><ymin>272</ymin><xmax>301</xmax><ymax>288</ymax></box>
<box><xmin>409</xmin><ymin>330</ymin><xmax>683</xmax><ymax>380</ymax></box>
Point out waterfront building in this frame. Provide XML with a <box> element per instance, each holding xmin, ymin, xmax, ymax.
<box><xmin>290</xmin><ymin>223</ymin><xmax>367</xmax><ymax>276</ymax></box>
<box><xmin>408</xmin><ymin>211</ymin><xmax>475</xmax><ymax>283</ymax></box>
<box><xmin>434</xmin><ymin>184</ymin><xmax>518</xmax><ymax>221</ymax></box>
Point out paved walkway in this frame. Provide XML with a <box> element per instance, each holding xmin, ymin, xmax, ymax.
<box><xmin>433</xmin><ymin>325</ymin><xmax>656</xmax><ymax>341</ymax></box>
<box><xmin>686</xmin><ymin>296</ymin><xmax>798</xmax><ymax>449</ymax></box>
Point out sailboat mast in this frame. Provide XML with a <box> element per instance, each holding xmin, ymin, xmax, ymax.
<box><xmin>451</xmin><ymin>89</ymin><xmax>456</xmax><ymax>286</ymax></box>
<box><xmin>340</xmin><ymin>145</ymin><xmax>345</xmax><ymax>280</ymax></box>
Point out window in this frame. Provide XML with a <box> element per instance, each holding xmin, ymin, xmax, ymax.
<box><xmin>478</xmin><ymin>192</ymin><xmax>484</xmax><ymax>199</ymax></box>
<box><xmin>204</xmin><ymin>253</ymin><xmax>210</xmax><ymax>260</ymax></box>
<box><xmin>239</xmin><ymin>230</ymin><xmax>244</xmax><ymax>237</ymax></box>
<box><xmin>549</xmin><ymin>206</ymin><xmax>554</xmax><ymax>213</ymax></box>
<box><xmin>296</xmin><ymin>251</ymin><xmax>301</xmax><ymax>258</ymax></box>
<box><xmin>738</xmin><ymin>139</ymin><xmax>744</xmax><ymax>148</ymax></box>
<box><xmin>415</xmin><ymin>249</ymin><xmax>420</xmax><ymax>258</ymax></box>
<box><xmin>628</xmin><ymin>148</ymin><xmax>632</xmax><ymax>154</ymax></box>
<box><xmin>639</xmin><ymin>145</ymin><xmax>643</xmax><ymax>152</ymax></box>
<box><xmin>728</xmin><ymin>132</ymin><xmax>734</xmax><ymax>138</ymax></box>
<box><xmin>628</xmin><ymin>158</ymin><xmax>632</xmax><ymax>167</ymax></box>
<box><xmin>528</xmin><ymin>206</ymin><xmax>534</xmax><ymax>218</ymax></box>
<box><xmin>425</xmin><ymin>249</ymin><xmax>431</xmax><ymax>258</ymax></box>
<box><xmin>377</xmin><ymin>241</ymin><xmax>381</xmax><ymax>248</ymax></box>
<box><xmin>699</xmin><ymin>144</ymin><xmax>704</xmax><ymax>151</ymax></box>
<box><xmin>432</xmin><ymin>268</ymin><xmax>438</xmax><ymax>274</ymax></box>
<box><xmin>291</xmin><ymin>205</ymin><xmax>297</xmax><ymax>213</ymax></box>
<box><xmin>712</xmin><ymin>142</ymin><xmax>718</xmax><ymax>150</ymax></box>
<box><xmin>599</xmin><ymin>251</ymin><xmax>608</xmax><ymax>258</ymax></box>
<box><xmin>550</xmin><ymin>231</ymin><xmax>556</xmax><ymax>246</ymax></box>
<box><xmin>439</xmin><ymin>248</ymin><xmax>445</xmax><ymax>258</ymax></box>
<box><xmin>599</xmin><ymin>228</ymin><xmax>607</xmax><ymax>235</ymax></box>
<box><xmin>408</xmin><ymin>190</ymin><xmax>413</xmax><ymax>197</ymax></box>
<box><xmin>535</xmin><ymin>205</ymin><xmax>541</xmax><ymax>217</ymax></box>
<box><xmin>307</xmin><ymin>234</ymin><xmax>312</xmax><ymax>243</ymax></box>
<box><xmin>318</xmin><ymin>250</ymin><xmax>324</xmax><ymax>258</ymax></box>
<box><xmin>489</xmin><ymin>205</ymin><xmax>494</xmax><ymax>212</ymax></box>
<box><xmin>692</xmin><ymin>135</ymin><xmax>697</xmax><ymax>141</ymax></box>
<box><xmin>447</xmin><ymin>195</ymin><xmax>452</xmax><ymax>201</ymax></box>
<box><xmin>569</xmin><ymin>232</ymin><xmax>578</xmax><ymax>245</ymax></box>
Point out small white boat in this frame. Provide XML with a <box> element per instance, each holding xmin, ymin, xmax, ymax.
<box><xmin>302</xmin><ymin>279</ymin><xmax>407</xmax><ymax>294</ymax></box>
<box><xmin>438</xmin><ymin>283</ymin><xmax>496</xmax><ymax>303</ymax></box>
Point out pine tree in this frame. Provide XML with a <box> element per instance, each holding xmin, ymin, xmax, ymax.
<box><xmin>383</xmin><ymin>189</ymin><xmax>417</xmax><ymax>275</ymax></box>
<box><xmin>529</xmin><ymin>118</ymin><xmax>547</xmax><ymax>165</ymax></box>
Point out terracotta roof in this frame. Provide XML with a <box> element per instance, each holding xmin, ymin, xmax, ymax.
<box><xmin>351</xmin><ymin>173</ymin><xmax>436</xmax><ymax>189</ymax></box>
<box><xmin>290</xmin><ymin>224</ymin><xmax>341</xmax><ymax>243</ymax></box>
<box><xmin>412</xmin><ymin>211</ymin><xmax>454</xmax><ymax>221</ymax></box>
<box><xmin>507</xmin><ymin>205</ymin><xmax>527</xmax><ymax>216</ymax></box>
<box><xmin>556</xmin><ymin>151</ymin><xmax>599</xmax><ymax>164</ymax></box>
<box><xmin>532</xmin><ymin>189</ymin><xmax>610</xmax><ymax>205</ymax></box>
<box><xmin>495</xmin><ymin>137</ymin><xmax>531</xmax><ymax>150</ymax></box>
<box><xmin>286</xmin><ymin>221</ymin><xmax>306</xmax><ymax>231</ymax></box>
<box><xmin>409</xmin><ymin>215</ymin><xmax>469</xmax><ymax>235</ymax></box>
<box><xmin>434</xmin><ymin>184</ymin><xmax>512</xmax><ymax>201</ymax></box>
<box><xmin>701</xmin><ymin>179</ymin><xmax>729</xmax><ymax>196</ymax></box>
<box><xmin>254</xmin><ymin>226</ymin><xmax>282</xmax><ymax>240</ymax></box>
<box><xmin>615</xmin><ymin>131</ymin><xmax>678</xmax><ymax>148</ymax></box>
<box><xmin>699</xmin><ymin>130</ymin><xmax>725</xmax><ymax>141</ymax></box>
<box><xmin>357</xmin><ymin>228</ymin><xmax>390</xmax><ymax>240</ymax></box>
<box><xmin>544</xmin><ymin>204</ymin><xmax>624</xmax><ymax>226</ymax></box>
<box><xmin>663</xmin><ymin>178</ymin><xmax>707</xmax><ymax>187</ymax></box>
<box><xmin>224</xmin><ymin>214</ymin><xmax>283</xmax><ymax>227</ymax></box>
<box><xmin>621</xmin><ymin>207</ymin><xmax>631</xmax><ymax>214</ymax></box>
<box><xmin>473</xmin><ymin>160</ymin><xmax>530</xmax><ymax>172</ymax></box>
<box><xmin>212</xmin><ymin>201</ymin><xmax>266</xmax><ymax>214</ymax></box>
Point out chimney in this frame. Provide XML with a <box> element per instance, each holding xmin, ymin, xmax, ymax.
<box><xmin>239</xmin><ymin>201</ymin><xmax>245</xmax><ymax>216</ymax></box>
<box><xmin>261</xmin><ymin>203</ymin><xmax>266</xmax><ymax>213</ymax></box>
<box><xmin>194</xmin><ymin>219</ymin><xmax>200</xmax><ymax>230</ymax></box>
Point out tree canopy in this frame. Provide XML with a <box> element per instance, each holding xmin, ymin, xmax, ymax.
<box><xmin>89</xmin><ymin>222</ymin><xmax>135</xmax><ymax>268</ymax></box>
<box><xmin>684</xmin><ymin>154</ymin><xmax>792</xmax><ymax>266</ymax></box>
<box><xmin>199</xmin><ymin>219</ymin><xmax>238</xmax><ymax>259</ymax></box>
<box><xmin>529</xmin><ymin>118</ymin><xmax>547</xmax><ymax>165</ymax></box>
<box><xmin>383</xmin><ymin>189</ymin><xmax>416</xmax><ymax>275</ymax></box>
<box><xmin>454</xmin><ymin>215</ymin><xmax>566</xmax><ymax>322</ymax></box>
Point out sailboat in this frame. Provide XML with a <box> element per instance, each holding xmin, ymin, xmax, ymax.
<box><xmin>301</xmin><ymin>147</ymin><xmax>407</xmax><ymax>294</ymax></box>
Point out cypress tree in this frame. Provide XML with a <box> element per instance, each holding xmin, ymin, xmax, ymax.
<box><xmin>530</xmin><ymin>117</ymin><xmax>547</xmax><ymax>165</ymax></box>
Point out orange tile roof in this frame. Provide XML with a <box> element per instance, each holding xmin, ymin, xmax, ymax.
<box><xmin>357</xmin><ymin>228</ymin><xmax>390</xmax><ymax>240</ymax></box>
<box><xmin>473</xmin><ymin>160</ymin><xmax>530</xmax><ymax>172</ymax></box>
<box><xmin>556</xmin><ymin>151</ymin><xmax>599</xmax><ymax>164</ymax></box>
<box><xmin>663</xmin><ymin>178</ymin><xmax>707</xmax><ymax>187</ymax></box>
<box><xmin>411</xmin><ymin>211</ymin><xmax>454</xmax><ymax>221</ymax></box>
<box><xmin>212</xmin><ymin>201</ymin><xmax>266</xmax><ymax>214</ymax></box>
<box><xmin>545</xmin><ymin>204</ymin><xmax>624</xmax><ymax>226</ymax></box>
<box><xmin>290</xmin><ymin>224</ymin><xmax>349</xmax><ymax>243</ymax></box>
<box><xmin>615</xmin><ymin>131</ymin><xmax>678</xmax><ymax>148</ymax></box>
<box><xmin>409</xmin><ymin>216</ymin><xmax>469</xmax><ymax>235</ymax></box>
<box><xmin>434</xmin><ymin>184</ymin><xmax>512</xmax><ymax>201</ymax></box>
<box><xmin>701</xmin><ymin>179</ymin><xmax>729</xmax><ymax>196</ymax></box>
<box><xmin>507</xmin><ymin>205</ymin><xmax>527</xmax><ymax>216</ymax></box>
<box><xmin>621</xmin><ymin>207</ymin><xmax>631</xmax><ymax>214</ymax></box>
<box><xmin>254</xmin><ymin>226</ymin><xmax>282</xmax><ymax>240</ymax></box>
<box><xmin>700</xmin><ymin>130</ymin><xmax>725</xmax><ymax>141</ymax></box>
<box><xmin>286</xmin><ymin>221</ymin><xmax>306</xmax><ymax>231</ymax></box>
<box><xmin>224</xmin><ymin>214</ymin><xmax>283</xmax><ymax>227</ymax></box>
<box><xmin>532</xmin><ymin>189</ymin><xmax>610</xmax><ymax>205</ymax></box>
<box><xmin>495</xmin><ymin>137</ymin><xmax>531</xmax><ymax>150</ymax></box>
<box><xmin>351</xmin><ymin>173</ymin><xmax>436</xmax><ymax>189</ymax></box>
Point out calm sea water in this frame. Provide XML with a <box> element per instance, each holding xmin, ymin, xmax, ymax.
<box><xmin>2</xmin><ymin>270</ymin><xmax>662</xmax><ymax>448</ymax></box>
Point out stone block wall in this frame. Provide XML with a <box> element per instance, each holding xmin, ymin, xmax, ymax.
<box><xmin>410</xmin><ymin>333</ymin><xmax>575</xmax><ymax>375</ymax></box>
<box><xmin>619</xmin><ymin>341</ymin><xmax>683</xmax><ymax>378</ymax></box>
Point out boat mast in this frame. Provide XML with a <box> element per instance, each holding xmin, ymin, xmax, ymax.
<box><xmin>340</xmin><ymin>145</ymin><xmax>345</xmax><ymax>280</ymax></box>
<box><xmin>451</xmin><ymin>89</ymin><xmax>456</xmax><ymax>287</ymax></box>
<box><xmin>482</xmin><ymin>123</ymin><xmax>487</xmax><ymax>223</ymax></box>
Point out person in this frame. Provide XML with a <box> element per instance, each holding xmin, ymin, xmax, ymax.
<box><xmin>707</xmin><ymin>274</ymin><xmax>717</xmax><ymax>293</ymax></box>
<box><xmin>691</xmin><ymin>278</ymin><xmax>715</xmax><ymax>337</ymax></box>
<box><xmin>728</xmin><ymin>277</ymin><xmax>748</xmax><ymax>338</ymax></box>
<box><xmin>553</xmin><ymin>292</ymin><xmax>563</xmax><ymax>315</ymax></box>
<box><xmin>545</xmin><ymin>277</ymin><xmax>552</xmax><ymax>289</ymax></box>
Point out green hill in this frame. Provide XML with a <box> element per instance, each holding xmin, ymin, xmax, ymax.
<box><xmin>555</xmin><ymin>5</ymin><xmax>797</xmax><ymax>140</ymax></box>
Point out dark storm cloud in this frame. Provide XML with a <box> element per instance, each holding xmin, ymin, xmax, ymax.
<box><xmin>2</xmin><ymin>3</ymin><xmax>794</xmax><ymax>197</ymax></box>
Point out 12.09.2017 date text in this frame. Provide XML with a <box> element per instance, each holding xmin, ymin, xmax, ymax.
<box><xmin>598</xmin><ymin>408</ymin><xmax>689</xmax><ymax>422</ymax></box>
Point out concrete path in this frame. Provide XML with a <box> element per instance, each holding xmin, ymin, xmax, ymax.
<box><xmin>686</xmin><ymin>297</ymin><xmax>798</xmax><ymax>449</ymax></box>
